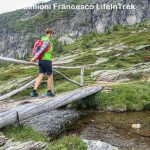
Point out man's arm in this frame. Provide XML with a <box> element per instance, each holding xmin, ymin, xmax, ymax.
<box><xmin>30</xmin><ymin>41</ymin><xmax>49</xmax><ymax>62</ymax></box>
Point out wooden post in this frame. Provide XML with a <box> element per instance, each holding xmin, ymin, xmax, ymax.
<box><xmin>80</xmin><ymin>67</ymin><xmax>84</xmax><ymax>86</ymax></box>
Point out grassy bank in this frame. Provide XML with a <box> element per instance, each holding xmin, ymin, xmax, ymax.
<box><xmin>72</xmin><ymin>81</ymin><xmax>150</xmax><ymax>111</ymax></box>
<box><xmin>1</xmin><ymin>125</ymin><xmax>87</xmax><ymax>150</ymax></box>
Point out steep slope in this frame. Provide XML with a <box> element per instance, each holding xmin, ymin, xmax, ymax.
<box><xmin>0</xmin><ymin>0</ymin><xmax>150</xmax><ymax>58</ymax></box>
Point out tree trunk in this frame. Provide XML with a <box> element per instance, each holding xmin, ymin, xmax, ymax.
<box><xmin>0</xmin><ymin>86</ymin><xmax>102</xmax><ymax>128</ymax></box>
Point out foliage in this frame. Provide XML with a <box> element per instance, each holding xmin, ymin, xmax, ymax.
<box><xmin>2</xmin><ymin>125</ymin><xmax>87</xmax><ymax>150</ymax></box>
<box><xmin>112</xmin><ymin>24</ymin><xmax>125</xmax><ymax>31</ymax></box>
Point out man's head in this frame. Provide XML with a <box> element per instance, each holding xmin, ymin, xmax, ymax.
<box><xmin>45</xmin><ymin>28</ymin><xmax>54</xmax><ymax>38</ymax></box>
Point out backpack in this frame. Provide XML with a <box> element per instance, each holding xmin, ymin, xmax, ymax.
<box><xmin>32</xmin><ymin>40</ymin><xmax>50</xmax><ymax>60</ymax></box>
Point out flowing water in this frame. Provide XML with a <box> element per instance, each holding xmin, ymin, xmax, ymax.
<box><xmin>62</xmin><ymin>111</ymin><xmax>150</xmax><ymax>150</ymax></box>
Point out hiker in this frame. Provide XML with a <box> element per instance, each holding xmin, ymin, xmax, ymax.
<box><xmin>30</xmin><ymin>28</ymin><xmax>55</xmax><ymax>97</ymax></box>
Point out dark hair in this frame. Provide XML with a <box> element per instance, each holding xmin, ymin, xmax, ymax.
<box><xmin>45</xmin><ymin>28</ymin><xmax>54</xmax><ymax>35</ymax></box>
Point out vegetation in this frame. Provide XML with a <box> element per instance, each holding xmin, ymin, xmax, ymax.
<box><xmin>72</xmin><ymin>81</ymin><xmax>150</xmax><ymax>111</ymax></box>
<box><xmin>50</xmin><ymin>136</ymin><xmax>87</xmax><ymax>150</ymax></box>
<box><xmin>0</xmin><ymin>3</ymin><xmax>150</xmax><ymax>150</ymax></box>
<box><xmin>1</xmin><ymin>125</ymin><xmax>87</xmax><ymax>150</ymax></box>
<box><xmin>2</xmin><ymin>125</ymin><xmax>49</xmax><ymax>142</ymax></box>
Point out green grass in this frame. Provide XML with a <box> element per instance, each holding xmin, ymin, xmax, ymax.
<box><xmin>70</xmin><ymin>51</ymin><xmax>97</xmax><ymax>66</ymax></box>
<box><xmin>96</xmin><ymin>47</ymin><xmax>150</xmax><ymax>69</ymax></box>
<box><xmin>0</xmin><ymin>64</ymin><xmax>38</xmax><ymax>82</ymax></box>
<box><xmin>1</xmin><ymin>125</ymin><xmax>49</xmax><ymax>142</ymax></box>
<box><xmin>2</xmin><ymin>125</ymin><xmax>87</xmax><ymax>150</ymax></box>
<box><xmin>50</xmin><ymin>136</ymin><xmax>87</xmax><ymax>150</ymax></box>
<box><xmin>72</xmin><ymin>81</ymin><xmax>150</xmax><ymax>111</ymax></box>
<box><xmin>1</xmin><ymin>64</ymin><xmax>95</xmax><ymax>100</ymax></box>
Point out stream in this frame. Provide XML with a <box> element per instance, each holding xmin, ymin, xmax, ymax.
<box><xmin>61</xmin><ymin>111</ymin><xmax>150</xmax><ymax>150</ymax></box>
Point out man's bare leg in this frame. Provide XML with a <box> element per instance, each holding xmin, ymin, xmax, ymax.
<box><xmin>47</xmin><ymin>74</ymin><xmax>55</xmax><ymax>96</ymax></box>
<box><xmin>47</xmin><ymin>74</ymin><xmax>53</xmax><ymax>90</ymax></box>
<box><xmin>34</xmin><ymin>73</ymin><xmax>44</xmax><ymax>90</ymax></box>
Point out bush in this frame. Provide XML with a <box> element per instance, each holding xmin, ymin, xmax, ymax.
<box><xmin>112</xmin><ymin>24</ymin><xmax>124</xmax><ymax>31</ymax></box>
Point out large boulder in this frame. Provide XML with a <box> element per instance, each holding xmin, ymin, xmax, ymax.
<box><xmin>22</xmin><ymin>109</ymin><xmax>79</xmax><ymax>136</ymax></box>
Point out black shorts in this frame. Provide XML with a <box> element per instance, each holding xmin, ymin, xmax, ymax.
<box><xmin>38</xmin><ymin>60</ymin><xmax>52</xmax><ymax>75</ymax></box>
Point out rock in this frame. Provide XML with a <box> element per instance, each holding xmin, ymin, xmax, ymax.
<box><xmin>4</xmin><ymin>141</ymin><xmax>47</xmax><ymax>150</ymax></box>
<box><xmin>135</xmin><ymin>45</ymin><xmax>150</xmax><ymax>51</ymax></box>
<box><xmin>0</xmin><ymin>133</ymin><xmax>47</xmax><ymax>150</ymax></box>
<box><xmin>95</xmin><ymin>58</ymin><xmax>109</xmax><ymax>65</ymax></box>
<box><xmin>92</xmin><ymin>47</ymin><xmax>104</xmax><ymax>51</ymax></box>
<box><xmin>0</xmin><ymin>0</ymin><xmax>150</xmax><ymax>58</ymax></box>
<box><xmin>131</xmin><ymin>124</ymin><xmax>141</xmax><ymax>129</ymax></box>
<box><xmin>107</xmin><ymin>43</ymin><xmax>128</xmax><ymax>51</ymax></box>
<box><xmin>91</xmin><ymin>62</ymin><xmax>150</xmax><ymax>82</ymax></box>
<box><xmin>2</xmin><ymin>140</ymin><xmax>47</xmax><ymax>150</ymax></box>
<box><xmin>106</xmin><ymin>106</ymin><xmax>127</xmax><ymax>112</ymax></box>
<box><xmin>53</xmin><ymin>54</ymin><xmax>77</xmax><ymax>64</ymax></box>
<box><xmin>59</xmin><ymin>34</ymin><xmax>75</xmax><ymax>44</ymax></box>
<box><xmin>124</xmin><ymin>52</ymin><xmax>135</xmax><ymax>57</ymax></box>
<box><xmin>88</xmin><ymin>57</ymin><xmax>109</xmax><ymax>67</ymax></box>
<box><xmin>22</xmin><ymin>109</ymin><xmax>79</xmax><ymax>136</ymax></box>
<box><xmin>83</xmin><ymin>139</ymin><xmax>119</xmax><ymax>150</ymax></box>
<box><xmin>0</xmin><ymin>133</ymin><xmax>6</xmax><ymax>147</ymax></box>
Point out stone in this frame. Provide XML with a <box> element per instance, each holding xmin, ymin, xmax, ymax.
<box><xmin>83</xmin><ymin>139</ymin><xmax>119</xmax><ymax>150</ymax></box>
<box><xmin>95</xmin><ymin>58</ymin><xmax>109</xmax><ymax>65</ymax></box>
<box><xmin>0</xmin><ymin>133</ymin><xmax>6</xmax><ymax>147</ymax></box>
<box><xmin>22</xmin><ymin>109</ymin><xmax>79</xmax><ymax>136</ymax></box>
<box><xmin>59</xmin><ymin>34</ymin><xmax>75</xmax><ymax>44</ymax></box>
<box><xmin>91</xmin><ymin>62</ymin><xmax>150</xmax><ymax>82</ymax></box>
<box><xmin>0</xmin><ymin>0</ymin><xmax>150</xmax><ymax>58</ymax></box>
<box><xmin>53</xmin><ymin>54</ymin><xmax>77</xmax><ymax>64</ymax></box>
<box><xmin>4</xmin><ymin>141</ymin><xmax>47</xmax><ymax>150</ymax></box>
<box><xmin>0</xmin><ymin>133</ymin><xmax>47</xmax><ymax>150</ymax></box>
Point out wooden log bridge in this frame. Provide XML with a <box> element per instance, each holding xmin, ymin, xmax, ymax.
<box><xmin>0</xmin><ymin>86</ymin><xmax>102</xmax><ymax>128</ymax></box>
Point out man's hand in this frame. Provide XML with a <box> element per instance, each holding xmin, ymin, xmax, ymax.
<box><xmin>30</xmin><ymin>57</ymin><xmax>37</xmax><ymax>62</ymax></box>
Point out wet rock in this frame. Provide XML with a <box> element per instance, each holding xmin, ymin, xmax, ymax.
<box><xmin>83</xmin><ymin>139</ymin><xmax>119</xmax><ymax>150</ymax></box>
<box><xmin>22</xmin><ymin>109</ymin><xmax>79</xmax><ymax>136</ymax></box>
